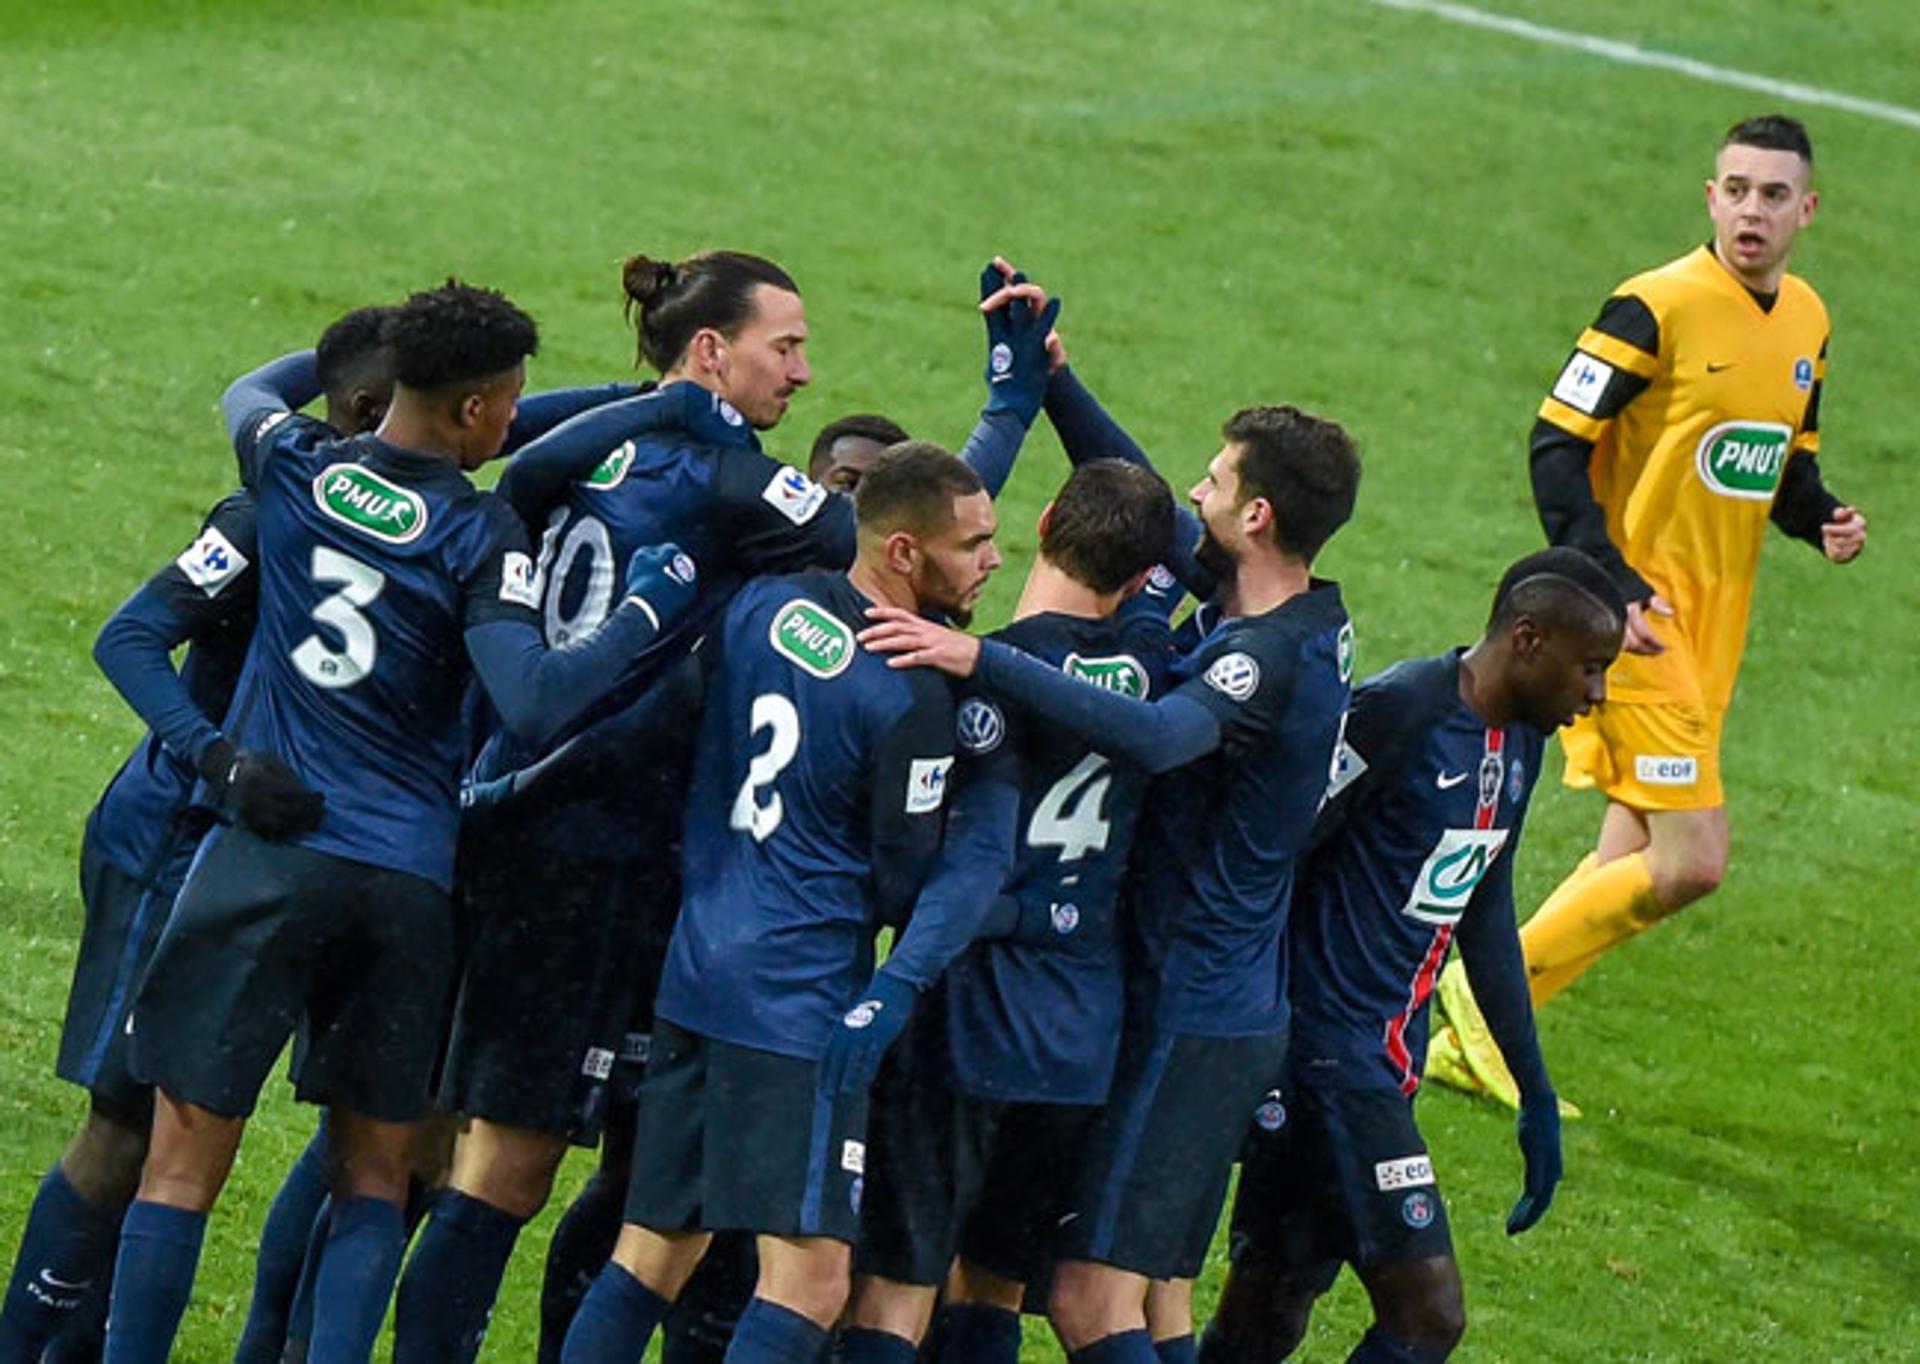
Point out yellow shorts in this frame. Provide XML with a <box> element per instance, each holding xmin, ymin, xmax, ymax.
<box><xmin>1559</xmin><ymin>699</ymin><xmax>1725</xmax><ymax>811</ymax></box>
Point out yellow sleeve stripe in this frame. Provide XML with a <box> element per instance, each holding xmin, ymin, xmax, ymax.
<box><xmin>1537</xmin><ymin>396</ymin><xmax>1607</xmax><ymax>441</ymax></box>
<box><xmin>1793</xmin><ymin>430</ymin><xmax>1821</xmax><ymax>455</ymax></box>
<box><xmin>1575</xmin><ymin>328</ymin><xmax>1658</xmax><ymax>378</ymax></box>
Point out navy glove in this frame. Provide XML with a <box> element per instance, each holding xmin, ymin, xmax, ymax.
<box><xmin>623</xmin><ymin>542</ymin><xmax>698</xmax><ymax>634</ymax></box>
<box><xmin>198</xmin><ymin>737</ymin><xmax>325</xmax><ymax>840</ymax></box>
<box><xmin>1506</xmin><ymin>1093</ymin><xmax>1564</xmax><ymax>1234</ymax></box>
<box><xmin>817</xmin><ymin>967</ymin><xmax>920</xmax><ymax>1098</ymax></box>
<box><xmin>980</xmin><ymin>262</ymin><xmax>1062</xmax><ymax>427</ymax></box>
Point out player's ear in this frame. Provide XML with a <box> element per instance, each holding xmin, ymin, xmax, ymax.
<box><xmin>883</xmin><ymin>529</ymin><xmax>918</xmax><ymax>577</ymax></box>
<box><xmin>1511</xmin><ymin>615</ymin><xmax>1544</xmax><ymax>659</ymax></box>
<box><xmin>352</xmin><ymin>387</ymin><xmax>389</xmax><ymax>434</ymax></box>
<box><xmin>1036</xmin><ymin>501</ymin><xmax>1056</xmax><ymax>538</ymax></box>
<box><xmin>1242</xmin><ymin>495</ymin><xmax>1275</xmax><ymax>538</ymax></box>
<box><xmin>688</xmin><ymin>327</ymin><xmax>726</xmax><ymax>378</ymax></box>
<box><xmin>455</xmin><ymin>390</ymin><xmax>486</xmax><ymax>429</ymax></box>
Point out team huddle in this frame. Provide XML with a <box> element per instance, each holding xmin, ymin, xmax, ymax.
<box><xmin>0</xmin><ymin>115</ymin><xmax>1863</xmax><ymax>1364</ymax></box>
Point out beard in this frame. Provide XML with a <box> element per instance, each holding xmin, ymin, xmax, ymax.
<box><xmin>1194</xmin><ymin>525</ymin><xmax>1234</xmax><ymax>581</ymax></box>
<box><xmin>916</xmin><ymin>559</ymin><xmax>977</xmax><ymax>627</ymax></box>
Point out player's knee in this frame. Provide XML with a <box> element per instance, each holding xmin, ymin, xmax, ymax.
<box><xmin>1047</xmin><ymin>1261</ymin><xmax>1136</xmax><ymax>1349</ymax></box>
<box><xmin>755</xmin><ymin>1238</ymin><xmax>851</xmax><ymax>1328</ymax></box>
<box><xmin>1375</xmin><ymin>1280</ymin><xmax>1465</xmax><ymax>1355</ymax></box>
<box><xmin>450</xmin><ymin>1120</ymin><xmax>565</xmax><ymax>1219</ymax></box>
<box><xmin>61</xmin><ymin>1104</ymin><xmax>150</xmax><ymax>1208</ymax></box>
<box><xmin>1651</xmin><ymin>853</ymin><xmax>1724</xmax><ymax>914</ymax></box>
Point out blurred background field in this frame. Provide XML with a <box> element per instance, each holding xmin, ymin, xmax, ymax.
<box><xmin>0</xmin><ymin>1</ymin><xmax>1914</xmax><ymax>1357</ymax></box>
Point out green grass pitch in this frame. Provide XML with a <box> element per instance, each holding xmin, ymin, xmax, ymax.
<box><xmin>1</xmin><ymin>1</ymin><xmax>1915</xmax><ymax>1357</ymax></box>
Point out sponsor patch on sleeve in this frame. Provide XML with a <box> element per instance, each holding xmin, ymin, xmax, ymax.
<box><xmin>955</xmin><ymin>697</ymin><xmax>1005</xmax><ymax>755</ymax></box>
<box><xmin>251</xmin><ymin>409</ymin><xmax>293</xmax><ymax>443</ymax></box>
<box><xmin>498</xmin><ymin>551</ymin><xmax>540</xmax><ymax>609</ymax></box>
<box><xmin>1550</xmin><ymin>351</ymin><xmax>1615</xmax><ymax>415</ymax></box>
<box><xmin>905</xmin><ymin>756</ymin><xmax>954</xmax><ymax>814</ymax></box>
<box><xmin>1375</xmin><ymin>1154</ymin><xmax>1435</xmax><ymax>1191</ymax></box>
<box><xmin>841</xmin><ymin>1139</ymin><xmax>866</xmax><ymax>1174</ymax></box>
<box><xmin>1326</xmin><ymin>739</ymin><xmax>1367</xmax><ymax>799</ymax></box>
<box><xmin>1203</xmin><ymin>651</ymin><xmax>1261</xmax><ymax>702</ymax></box>
<box><xmin>175</xmin><ymin>526</ymin><xmax>250</xmax><ymax>597</ymax></box>
<box><xmin>762</xmin><ymin>466</ymin><xmax>830</xmax><ymax>525</ymax></box>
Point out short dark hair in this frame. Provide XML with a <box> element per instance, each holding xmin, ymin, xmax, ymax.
<box><xmin>621</xmin><ymin>250</ymin><xmax>799</xmax><ymax>374</ymax></box>
<box><xmin>1488</xmin><ymin>547</ymin><xmax>1626</xmax><ymax>634</ymax></box>
<box><xmin>386</xmin><ymin>280</ymin><xmax>538</xmax><ymax>392</ymax></box>
<box><xmin>314</xmin><ymin>305</ymin><xmax>393</xmax><ymax>398</ymax></box>
<box><xmin>853</xmin><ymin>441</ymin><xmax>984</xmax><ymax>540</ymax></box>
<box><xmin>1042</xmin><ymin>460</ymin><xmax>1175</xmax><ymax>594</ymax></box>
<box><xmin>1722</xmin><ymin>114</ymin><xmax>1813</xmax><ymax>166</ymax></box>
<box><xmin>1221</xmin><ymin>404</ymin><xmax>1360</xmax><ymax>562</ymax></box>
<box><xmin>809</xmin><ymin>413</ymin><xmax>911</xmax><ymax>476</ymax></box>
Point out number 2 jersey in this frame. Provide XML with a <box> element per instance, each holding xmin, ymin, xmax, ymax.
<box><xmin>656</xmin><ymin>571</ymin><xmax>956</xmax><ymax>1062</ymax></box>
<box><xmin>1289</xmin><ymin>650</ymin><xmax>1545</xmax><ymax>1094</ymax></box>
<box><xmin>943</xmin><ymin>603</ymin><xmax>1176</xmax><ymax>1106</ymax></box>
<box><xmin>228</xmin><ymin>410</ymin><xmax>546</xmax><ymax>890</ymax></box>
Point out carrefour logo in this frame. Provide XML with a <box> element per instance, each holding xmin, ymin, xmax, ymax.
<box><xmin>311</xmin><ymin>464</ymin><xmax>427</xmax><ymax>544</ymax></box>
<box><xmin>1402</xmin><ymin>828</ymin><xmax>1510</xmax><ymax>924</ymax></box>
<box><xmin>1695</xmin><ymin>420</ymin><xmax>1791</xmax><ymax>500</ymax></box>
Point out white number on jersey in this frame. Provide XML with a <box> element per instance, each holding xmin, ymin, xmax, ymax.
<box><xmin>291</xmin><ymin>545</ymin><xmax>384</xmax><ymax>690</ymax></box>
<box><xmin>730</xmin><ymin>692</ymin><xmax>802</xmax><ymax>842</ymax></box>
<box><xmin>1028</xmin><ymin>752</ymin><xmax>1113</xmax><ymax>862</ymax></box>
<box><xmin>539</xmin><ymin>512</ymin><xmax>615</xmax><ymax>647</ymax></box>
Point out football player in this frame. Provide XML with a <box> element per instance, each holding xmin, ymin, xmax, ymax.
<box><xmin>839</xmin><ymin>457</ymin><xmax>1178</xmax><ymax>1364</ymax></box>
<box><xmin>1202</xmin><ymin>548</ymin><xmax>1623</xmax><ymax>1364</ymax></box>
<box><xmin>1430</xmin><ymin>115</ymin><xmax>1869</xmax><ymax>1104</ymax></box>
<box><xmin>102</xmin><ymin>281</ymin><xmax>697</xmax><ymax>1363</ymax></box>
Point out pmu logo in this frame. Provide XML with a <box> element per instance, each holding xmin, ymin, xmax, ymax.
<box><xmin>1402</xmin><ymin>829</ymin><xmax>1509</xmax><ymax>924</ymax></box>
<box><xmin>768</xmin><ymin>599</ymin><xmax>855</xmax><ymax>680</ymax></box>
<box><xmin>1064</xmin><ymin>653</ymin><xmax>1150</xmax><ymax>698</ymax></box>
<box><xmin>311</xmin><ymin>464</ymin><xmax>428</xmax><ymax>544</ymax></box>
<box><xmin>584</xmin><ymin>441</ymin><xmax>637</xmax><ymax>489</ymax></box>
<box><xmin>1695</xmin><ymin>420</ymin><xmax>1792</xmax><ymax>499</ymax></box>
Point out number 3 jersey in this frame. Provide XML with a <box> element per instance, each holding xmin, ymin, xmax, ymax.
<box><xmin>228</xmin><ymin>410</ymin><xmax>543</xmax><ymax>889</ymax></box>
<box><xmin>656</xmin><ymin>572</ymin><xmax>956</xmax><ymax>1062</ymax></box>
<box><xmin>943</xmin><ymin>603</ymin><xmax>1175</xmax><ymax>1106</ymax></box>
<box><xmin>1288</xmin><ymin>650</ymin><xmax>1546</xmax><ymax>1094</ymax></box>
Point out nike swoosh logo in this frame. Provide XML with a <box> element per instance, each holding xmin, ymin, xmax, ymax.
<box><xmin>39</xmin><ymin>1269</ymin><xmax>92</xmax><ymax>1291</ymax></box>
<box><xmin>1706</xmin><ymin>362</ymin><xmax>1736</xmax><ymax>372</ymax></box>
<box><xmin>1436</xmin><ymin>771</ymin><xmax>1470</xmax><ymax>789</ymax></box>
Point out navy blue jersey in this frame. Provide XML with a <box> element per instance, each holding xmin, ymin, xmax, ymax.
<box><xmin>945</xmin><ymin>604</ymin><xmax>1175</xmax><ymax>1104</ymax></box>
<box><xmin>1126</xmin><ymin>582</ymin><xmax>1353</xmax><ymax>1038</ymax></box>
<box><xmin>474</xmin><ymin>383</ymin><xmax>856</xmax><ymax>860</ymax></box>
<box><xmin>230</xmin><ymin>410</ymin><xmax>545</xmax><ymax>889</ymax></box>
<box><xmin>1289</xmin><ymin>651</ymin><xmax>1546</xmax><ymax>1093</ymax></box>
<box><xmin>89</xmin><ymin>493</ymin><xmax>258</xmax><ymax>890</ymax></box>
<box><xmin>657</xmin><ymin>572</ymin><xmax>956</xmax><ymax>1061</ymax></box>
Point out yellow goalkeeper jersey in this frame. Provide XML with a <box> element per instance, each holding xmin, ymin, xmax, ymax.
<box><xmin>1537</xmin><ymin>246</ymin><xmax>1827</xmax><ymax>709</ymax></box>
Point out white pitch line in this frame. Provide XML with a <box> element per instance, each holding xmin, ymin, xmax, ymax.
<box><xmin>1369</xmin><ymin>0</ymin><xmax>1920</xmax><ymax>133</ymax></box>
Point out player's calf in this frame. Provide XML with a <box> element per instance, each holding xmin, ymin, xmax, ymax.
<box><xmin>1197</xmin><ymin>1261</ymin><xmax>1318</xmax><ymax>1364</ymax></box>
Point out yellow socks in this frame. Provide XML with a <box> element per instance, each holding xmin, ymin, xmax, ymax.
<box><xmin>1520</xmin><ymin>851</ymin><xmax>1661</xmax><ymax>1007</ymax></box>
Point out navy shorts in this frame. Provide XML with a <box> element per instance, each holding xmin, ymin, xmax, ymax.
<box><xmin>54</xmin><ymin>816</ymin><xmax>202</xmax><ymax>1123</ymax></box>
<box><xmin>1229</xmin><ymin>1081</ymin><xmax>1454</xmax><ymax>1284</ymax></box>
<box><xmin>1060</xmin><ymin>1027</ymin><xmax>1289</xmax><ymax>1281</ymax></box>
<box><xmin>858</xmin><ymin>1006</ymin><xmax>1097</xmax><ymax>1287</ymax></box>
<box><xmin>624</xmin><ymin>1021</ymin><xmax>869</xmax><ymax>1244</ymax></box>
<box><xmin>130</xmin><ymin>825</ymin><xmax>453</xmax><ymax>1122</ymax></box>
<box><xmin>437</xmin><ymin>818</ymin><xmax>677</xmax><ymax>1144</ymax></box>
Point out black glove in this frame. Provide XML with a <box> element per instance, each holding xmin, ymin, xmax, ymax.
<box><xmin>198</xmin><ymin>737</ymin><xmax>326</xmax><ymax>840</ymax></box>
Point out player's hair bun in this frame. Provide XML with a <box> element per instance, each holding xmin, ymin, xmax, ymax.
<box><xmin>621</xmin><ymin>254</ymin><xmax>678</xmax><ymax>314</ymax></box>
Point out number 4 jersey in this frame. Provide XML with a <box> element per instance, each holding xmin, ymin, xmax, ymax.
<box><xmin>657</xmin><ymin>571</ymin><xmax>956</xmax><ymax>1062</ymax></box>
<box><xmin>229</xmin><ymin>410</ymin><xmax>545</xmax><ymax>889</ymax></box>
<box><xmin>944</xmin><ymin>603</ymin><xmax>1175</xmax><ymax>1106</ymax></box>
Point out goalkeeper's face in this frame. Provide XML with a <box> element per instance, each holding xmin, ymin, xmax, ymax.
<box><xmin>1705</xmin><ymin>143</ymin><xmax>1817</xmax><ymax>290</ymax></box>
<box><xmin>909</xmin><ymin>490</ymin><xmax>1002</xmax><ymax>627</ymax></box>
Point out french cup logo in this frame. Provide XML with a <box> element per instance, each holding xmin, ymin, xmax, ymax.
<box><xmin>312</xmin><ymin>465</ymin><xmax>428</xmax><ymax>544</ymax></box>
<box><xmin>1695</xmin><ymin>421</ymin><xmax>1791</xmax><ymax>499</ymax></box>
<box><xmin>1064</xmin><ymin>653</ymin><xmax>1149</xmax><ymax>698</ymax></box>
<box><xmin>769</xmin><ymin>599</ymin><xmax>855</xmax><ymax>680</ymax></box>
